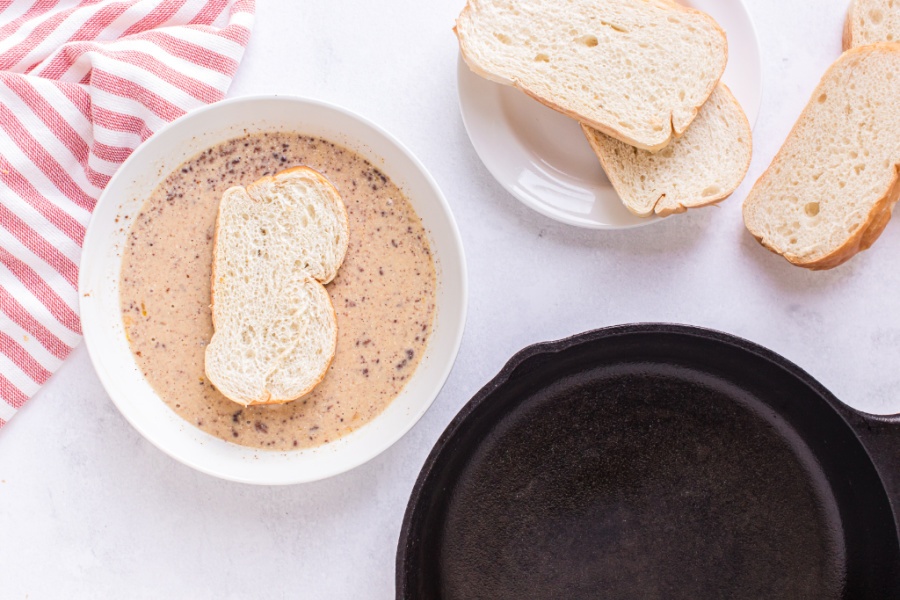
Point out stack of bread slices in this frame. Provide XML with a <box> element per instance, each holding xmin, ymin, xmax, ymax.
<box><xmin>743</xmin><ymin>0</ymin><xmax>900</xmax><ymax>269</ymax></box>
<box><xmin>455</xmin><ymin>0</ymin><xmax>753</xmax><ymax>218</ymax></box>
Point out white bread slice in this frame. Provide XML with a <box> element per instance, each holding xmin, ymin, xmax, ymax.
<box><xmin>454</xmin><ymin>0</ymin><xmax>728</xmax><ymax>151</ymax></box>
<box><xmin>743</xmin><ymin>44</ymin><xmax>900</xmax><ymax>270</ymax></box>
<box><xmin>582</xmin><ymin>84</ymin><xmax>752</xmax><ymax>217</ymax></box>
<box><xmin>205</xmin><ymin>167</ymin><xmax>350</xmax><ymax>406</ymax></box>
<box><xmin>844</xmin><ymin>0</ymin><xmax>900</xmax><ymax>49</ymax></box>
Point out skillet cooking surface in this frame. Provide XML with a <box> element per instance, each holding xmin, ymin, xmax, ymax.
<box><xmin>398</xmin><ymin>325</ymin><xmax>899</xmax><ymax>599</ymax></box>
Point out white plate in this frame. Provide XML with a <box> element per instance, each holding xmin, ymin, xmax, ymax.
<box><xmin>457</xmin><ymin>0</ymin><xmax>762</xmax><ymax>229</ymax></box>
<box><xmin>80</xmin><ymin>96</ymin><xmax>468</xmax><ymax>485</ymax></box>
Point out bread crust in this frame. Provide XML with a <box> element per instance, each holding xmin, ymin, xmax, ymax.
<box><xmin>207</xmin><ymin>166</ymin><xmax>348</xmax><ymax>406</ymax></box>
<box><xmin>454</xmin><ymin>0</ymin><xmax>727</xmax><ymax>152</ymax></box>
<box><xmin>581</xmin><ymin>124</ymin><xmax>655</xmax><ymax>215</ymax></box>
<box><xmin>583</xmin><ymin>83</ymin><xmax>753</xmax><ymax>217</ymax></box>
<box><xmin>843</xmin><ymin>0</ymin><xmax>857</xmax><ymax>50</ymax></box>
<box><xmin>743</xmin><ymin>44</ymin><xmax>900</xmax><ymax>270</ymax></box>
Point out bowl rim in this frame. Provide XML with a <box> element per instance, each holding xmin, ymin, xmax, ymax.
<box><xmin>79</xmin><ymin>94</ymin><xmax>468</xmax><ymax>484</ymax></box>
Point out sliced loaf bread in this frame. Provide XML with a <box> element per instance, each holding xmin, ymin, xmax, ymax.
<box><xmin>844</xmin><ymin>0</ymin><xmax>900</xmax><ymax>48</ymax></box>
<box><xmin>743</xmin><ymin>44</ymin><xmax>900</xmax><ymax>269</ymax></box>
<box><xmin>582</xmin><ymin>84</ymin><xmax>752</xmax><ymax>217</ymax></box>
<box><xmin>455</xmin><ymin>0</ymin><xmax>728</xmax><ymax>151</ymax></box>
<box><xmin>205</xmin><ymin>166</ymin><xmax>350</xmax><ymax>406</ymax></box>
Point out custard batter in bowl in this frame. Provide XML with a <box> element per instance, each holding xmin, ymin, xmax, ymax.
<box><xmin>79</xmin><ymin>96</ymin><xmax>467</xmax><ymax>484</ymax></box>
<box><xmin>120</xmin><ymin>133</ymin><xmax>436</xmax><ymax>451</ymax></box>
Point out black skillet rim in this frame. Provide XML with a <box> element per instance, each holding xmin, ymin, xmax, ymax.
<box><xmin>395</xmin><ymin>322</ymin><xmax>900</xmax><ymax>595</ymax></box>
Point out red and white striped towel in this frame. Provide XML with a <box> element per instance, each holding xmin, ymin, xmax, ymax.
<box><xmin>0</xmin><ymin>0</ymin><xmax>255</xmax><ymax>428</ymax></box>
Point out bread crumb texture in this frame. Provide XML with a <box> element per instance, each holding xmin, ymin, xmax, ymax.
<box><xmin>584</xmin><ymin>84</ymin><xmax>752</xmax><ymax>217</ymax></box>
<box><xmin>846</xmin><ymin>0</ymin><xmax>900</xmax><ymax>48</ymax></box>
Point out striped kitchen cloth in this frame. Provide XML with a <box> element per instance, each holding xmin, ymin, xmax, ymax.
<box><xmin>0</xmin><ymin>0</ymin><xmax>255</xmax><ymax>427</ymax></box>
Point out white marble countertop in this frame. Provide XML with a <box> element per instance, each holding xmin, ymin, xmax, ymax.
<box><xmin>3</xmin><ymin>0</ymin><xmax>899</xmax><ymax>597</ymax></box>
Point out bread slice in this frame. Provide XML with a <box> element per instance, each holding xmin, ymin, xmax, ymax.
<box><xmin>454</xmin><ymin>0</ymin><xmax>728</xmax><ymax>151</ymax></box>
<box><xmin>844</xmin><ymin>0</ymin><xmax>900</xmax><ymax>49</ymax></box>
<box><xmin>205</xmin><ymin>166</ymin><xmax>350</xmax><ymax>406</ymax></box>
<box><xmin>582</xmin><ymin>84</ymin><xmax>752</xmax><ymax>217</ymax></box>
<box><xmin>743</xmin><ymin>44</ymin><xmax>900</xmax><ymax>270</ymax></box>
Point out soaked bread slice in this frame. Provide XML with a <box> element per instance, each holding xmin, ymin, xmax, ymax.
<box><xmin>205</xmin><ymin>166</ymin><xmax>349</xmax><ymax>406</ymax></box>
<box><xmin>582</xmin><ymin>84</ymin><xmax>752</xmax><ymax>217</ymax></box>
<box><xmin>743</xmin><ymin>45</ymin><xmax>900</xmax><ymax>270</ymax></box>
<box><xmin>454</xmin><ymin>0</ymin><xmax>728</xmax><ymax>151</ymax></box>
<box><xmin>844</xmin><ymin>0</ymin><xmax>900</xmax><ymax>48</ymax></box>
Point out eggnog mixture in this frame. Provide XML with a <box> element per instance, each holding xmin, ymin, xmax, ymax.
<box><xmin>120</xmin><ymin>133</ymin><xmax>436</xmax><ymax>450</ymax></box>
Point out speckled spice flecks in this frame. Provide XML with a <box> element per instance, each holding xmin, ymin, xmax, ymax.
<box><xmin>119</xmin><ymin>132</ymin><xmax>437</xmax><ymax>450</ymax></box>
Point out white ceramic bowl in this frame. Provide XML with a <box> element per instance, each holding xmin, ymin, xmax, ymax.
<box><xmin>80</xmin><ymin>96</ymin><xmax>468</xmax><ymax>485</ymax></box>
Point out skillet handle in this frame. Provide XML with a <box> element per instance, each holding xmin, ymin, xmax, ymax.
<box><xmin>837</xmin><ymin>406</ymin><xmax>900</xmax><ymax>512</ymax></box>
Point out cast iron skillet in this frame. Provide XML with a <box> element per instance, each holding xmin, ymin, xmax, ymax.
<box><xmin>397</xmin><ymin>324</ymin><xmax>900</xmax><ymax>599</ymax></box>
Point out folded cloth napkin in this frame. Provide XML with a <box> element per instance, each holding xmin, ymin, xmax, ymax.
<box><xmin>0</xmin><ymin>0</ymin><xmax>255</xmax><ymax>427</ymax></box>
